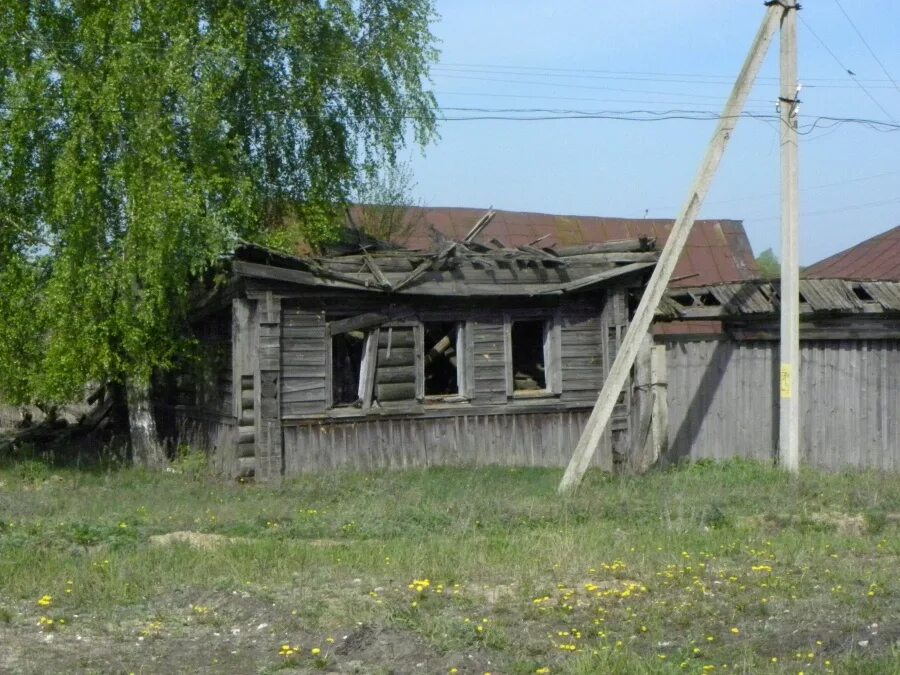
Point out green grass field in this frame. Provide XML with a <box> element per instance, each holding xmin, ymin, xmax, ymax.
<box><xmin>0</xmin><ymin>456</ymin><xmax>897</xmax><ymax>674</ymax></box>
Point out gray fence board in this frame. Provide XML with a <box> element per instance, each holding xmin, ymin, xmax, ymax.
<box><xmin>664</xmin><ymin>338</ymin><xmax>900</xmax><ymax>471</ymax></box>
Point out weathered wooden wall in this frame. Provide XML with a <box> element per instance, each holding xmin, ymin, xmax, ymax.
<box><xmin>664</xmin><ymin>338</ymin><xmax>900</xmax><ymax>470</ymax></box>
<box><xmin>172</xmin><ymin>408</ymin><xmax>238</xmax><ymax>475</ymax></box>
<box><xmin>282</xmin><ymin>409</ymin><xmax>606</xmax><ymax>474</ymax></box>
<box><xmin>192</xmin><ymin>309</ymin><xmax>233</xmax><ymax>417</ymax></box>
<box><xmin>269</xmin><ymin>291</ymin><xmax>632</xmax><ymax>475</ymax></box>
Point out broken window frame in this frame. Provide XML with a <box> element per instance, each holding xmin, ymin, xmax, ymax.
<box><xmin>419</xmin><ymin>320</ymin><xmax>470</xmax><ymax>403</ymax></box>
<box><xmin>326</xmin><ymin>317</ymin><xmax>424</xmax><ymax>412</ymax></box>
<box><xmin>326</xmin><ymin>326</ymin><xmax>371</xmax><ymax>409</ymax></box>
<box><xmin>503</xmin><ymin>311</ymin><xmax>562</xmax><ymax>399</ymax></box>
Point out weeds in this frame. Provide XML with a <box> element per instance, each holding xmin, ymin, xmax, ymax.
<box><xmin>0</xmin><ymin>459</ymin><xmax>896</xmax><ymax>673</ymax></box>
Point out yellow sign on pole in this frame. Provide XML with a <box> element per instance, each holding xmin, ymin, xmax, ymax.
<box><xmin>780</xmin><ymin>364</ymin><xmax>792</xmax><ymax>398</ymax></box>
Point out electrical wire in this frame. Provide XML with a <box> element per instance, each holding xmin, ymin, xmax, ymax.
<box><xmin>832</xmin><ymin>0</ymin><xmax>900</xmax><ymax>98</ymax></box>
<box><xmin>798</xmin><ymin>14</ymin><xmax>897</xmax><ymax>122</ymax></box>
<box><xmin>748</xmin><ymin>195</ymin><xmax>900</xmax><ymax>223</ymax></box>
<box><xmin>2</xmin><ymin>103</ymin><xmax>899</xmax><ymax>135</ymax></box>
<box><xmin>646</xmin><ymin>169</ymin><xmax>900</xmax><ymax>213</ymax></box>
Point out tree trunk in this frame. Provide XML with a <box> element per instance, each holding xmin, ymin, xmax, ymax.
<box><xmin>126</xmin><ymin>378</ymin><xmax>168</xmax><ymax>469</ymax></box>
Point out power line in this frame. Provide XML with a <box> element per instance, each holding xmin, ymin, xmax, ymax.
<box><xmin>437</xmin><ymin>61</ymin><xmax>897</xmax><ymax>86</ymax></box>
<box><xmin>432</xmin><ymin>72</ymin><xmax>775</xmax><ymax>104</ymax></box>
<box><xmin>798</xmin><ymin>14</ymin><xmax>897</xmax><ymax>122</ymax></box>
<box><xmin>648</xmin><ymin>168</ymin><xmax>900</xmax><ymax>213</ymax></box>
<box><xmin>435</xmin><ymin>89</ymin><xmax>773</xmax><ymax>112</ymax></box>
<box><xmin>832</xmin><ymin>0</ymin><xmax>900</xmax><ymax>98</ymax></box>
<box><xmin>749</xmin><ymin>195</ymin><xmax>900</xmax><ymax>223</ymax></box>
<box><xmin>16</xmin><ymin>31</ymin><xmax>900</xmax><ymax>91</ymax></box>
<box><xmin>2</xmin><ymin>103</ymin><xmax>899</xmax><ymax>134</ymax></box>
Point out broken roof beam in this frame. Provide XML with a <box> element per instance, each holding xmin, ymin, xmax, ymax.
<box><xmin>517</xmin><ymin>245</ymin><xmax>566</xmax><ymax>265</ymax></box>
<box><xmin>391</xmin><ymin>242</ymin><xmax>457</xmax><ymax>292</ymax></box>
<box><xmin>545</xmin><ymin>262</ymin><xmax>656</xmax><ymax>294</ymax></box>
<box><xmin>329</xmin><ymin>308</ymin><xmax>416</xmax><ymax>335</ymax></box>
<box><xmin>233</xmin><ymin>260</ymin><xmax>376</xmax><ymax>291</ymax></box>
<box><xmin>362</xmin><ymin>250</ymin><xmax>393</xmax><ymax>290</ymax></box>
<box><xmin>556</xmin><ymin>238</ymin><xmax>656</xmax><ymax>256</ymax></box>
<box><xmin>463</xmin><ymin>209</ymin><xmax>496</xmax><ymax>243</ymax></box>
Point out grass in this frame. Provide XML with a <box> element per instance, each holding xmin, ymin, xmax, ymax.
<box><xmin>0</xmin><ymin>456</ymin><xmax>897</xmax><ymax>674</ymax></box>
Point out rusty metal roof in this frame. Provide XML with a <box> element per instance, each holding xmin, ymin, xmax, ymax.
<box><xmin>804</xmin><ymin>225</ymin><xmax>900</xmax><ymax>281</ymax></box>
<box><xmin>394</xmin><ymin>207</ymin><xmax>758</xmax><ymax>288</ymax></box>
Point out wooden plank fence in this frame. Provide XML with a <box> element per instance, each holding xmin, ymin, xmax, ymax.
<box><xmin>663</xmin><ymin>338</ymin><xmax>900</xmax><ymax>471</ymax></box>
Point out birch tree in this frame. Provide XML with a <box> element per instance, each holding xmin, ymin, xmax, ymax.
<box><xmin>0</xmin><ymin>1</ymin><xmax>438</xmax><ymax>465</ymax></box>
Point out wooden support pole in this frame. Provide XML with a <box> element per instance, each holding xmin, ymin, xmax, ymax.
<box><xmin>558</xmin><ymin>4</ymin><xmax>784</xmax><ymax>494</ymax></box>
<box><xmin>779</xmin><ymin>1</ymin><xmax>801</xmax><ymax>474</ymax></box>
<box><xmin>649</xmin><ymin>344</ymin><xmax>668</xmax><ymax>464</ymax></box>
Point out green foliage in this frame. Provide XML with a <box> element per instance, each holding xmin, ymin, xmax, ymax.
<box><xmin>755</xmin><ymin>247</ymin><xmax>781</xmax><ymax>279</ymax></box>
<box><xmin>0</xmin><ymin>1</ymin><xmax>438</xmax><ymax>405</ymax></box>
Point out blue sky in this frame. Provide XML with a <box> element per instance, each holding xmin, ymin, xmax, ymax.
<box><xmin>406</xmin><ymin>1</ymin><xmax>900</xmax><ymax>265</ymax></box>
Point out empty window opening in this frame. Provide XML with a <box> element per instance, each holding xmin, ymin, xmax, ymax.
<box><xmin>424</xmin><ymin>322</ymin><xmax>459</xmax><ymax>396</ymax></box>
<box><xmin>331</xmin><ymin>331</ymin><xmax>365</xmax><ymax>406</ymax></box>
<box><xmin>852</xmin><ymin>285</ymin><xmax>874</xmax><ymax>302</ymax></box>
<box><xmin>512</xmin><ymin>320</ymin><xmax>547</xmax><ymax>391</ymax></box>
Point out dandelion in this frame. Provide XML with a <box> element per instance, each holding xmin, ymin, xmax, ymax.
<box><xmin>310</xmin><ymin>647</ymin><xmax>321</xmax><ymax>656</ymax></box>
<box><xmin>730</xmin><ymin>627</ymin><xmax>740</xmax><ymax>635</ymax></box>
<box><xmin>37</xmin><ymin>595</ymin><xmax>52</xmax><ymax>608</ymax></box>
<box><xmin>408</xmin><ymin>578</ymin><xmax>431</xmax><ymax>593</ymax></box>
<box><xmin>536</xmin><ymin>669</ymin><xmax>550</xmax><ymax>674</ymax></box>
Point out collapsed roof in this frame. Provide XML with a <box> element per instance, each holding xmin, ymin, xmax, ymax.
<box><xmin>235</xmin><ymin>221</ymin><xmax>660</xmax><ymax>297</ymax></box>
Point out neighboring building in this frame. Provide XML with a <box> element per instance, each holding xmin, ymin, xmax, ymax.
<box><xmin>391</xmin><ymin>206</ymin><xmax>759</xmax><ymax>288</ymax></box>
<box><xmin>655</xmin><ymin>275</ymin><xmax>900</xmax><ymax>471</ymax></box>
<box><xmin>804</xmin><ymin>224</ymin><xmax>900</xmax><ymax>281</ymax></box>
<box><xmin>386</xmin><ymin>206</ymin><xmax>760</xmax><ymax>336</ymax></box>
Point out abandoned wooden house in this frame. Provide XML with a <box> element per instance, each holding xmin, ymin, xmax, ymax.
<box><xmin>164</xmin><ymin>229</ymin><xmax>664</xmax><ymax>480</ymax></box>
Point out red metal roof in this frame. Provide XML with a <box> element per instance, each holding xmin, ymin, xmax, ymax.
<box><xmin>804</xmin><ymin>225</ymin><xmax>900</xmax><ymax>281</ymax></box>
<box><xmin>400</xmin><ymin>206</ymin><xmax>759</xmax><ymax>288</ymax></box>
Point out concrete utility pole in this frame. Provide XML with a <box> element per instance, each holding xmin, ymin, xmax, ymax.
<box><xmin>779</xmin><ymin>1</ymin><xmax>801</xmax><ymax>474</ymax></box>
<box><xmin>558</xmin><ymin>3</ymin><xmax>787</xmax><ymax>494</ymax></box>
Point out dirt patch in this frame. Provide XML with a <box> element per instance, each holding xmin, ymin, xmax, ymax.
<box><xmin>149</xmin><ymin>531</ymin><xmax>251</xmax><ymax>550</ymax></box>
<box><xmin>0</xmin><ymin>589</ymin><xmax>501</xmax><ymax>675</ymax></box>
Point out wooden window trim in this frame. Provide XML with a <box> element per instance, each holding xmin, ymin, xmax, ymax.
<box><xmin>421</xmin><ymin>320</ymin><xmax>471</xmax><ymax>404</ymax></box>
<box><xmin>505</xmin><ymin>311</ymin><xmax>562</xmax><ymax>399</ymax></box>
